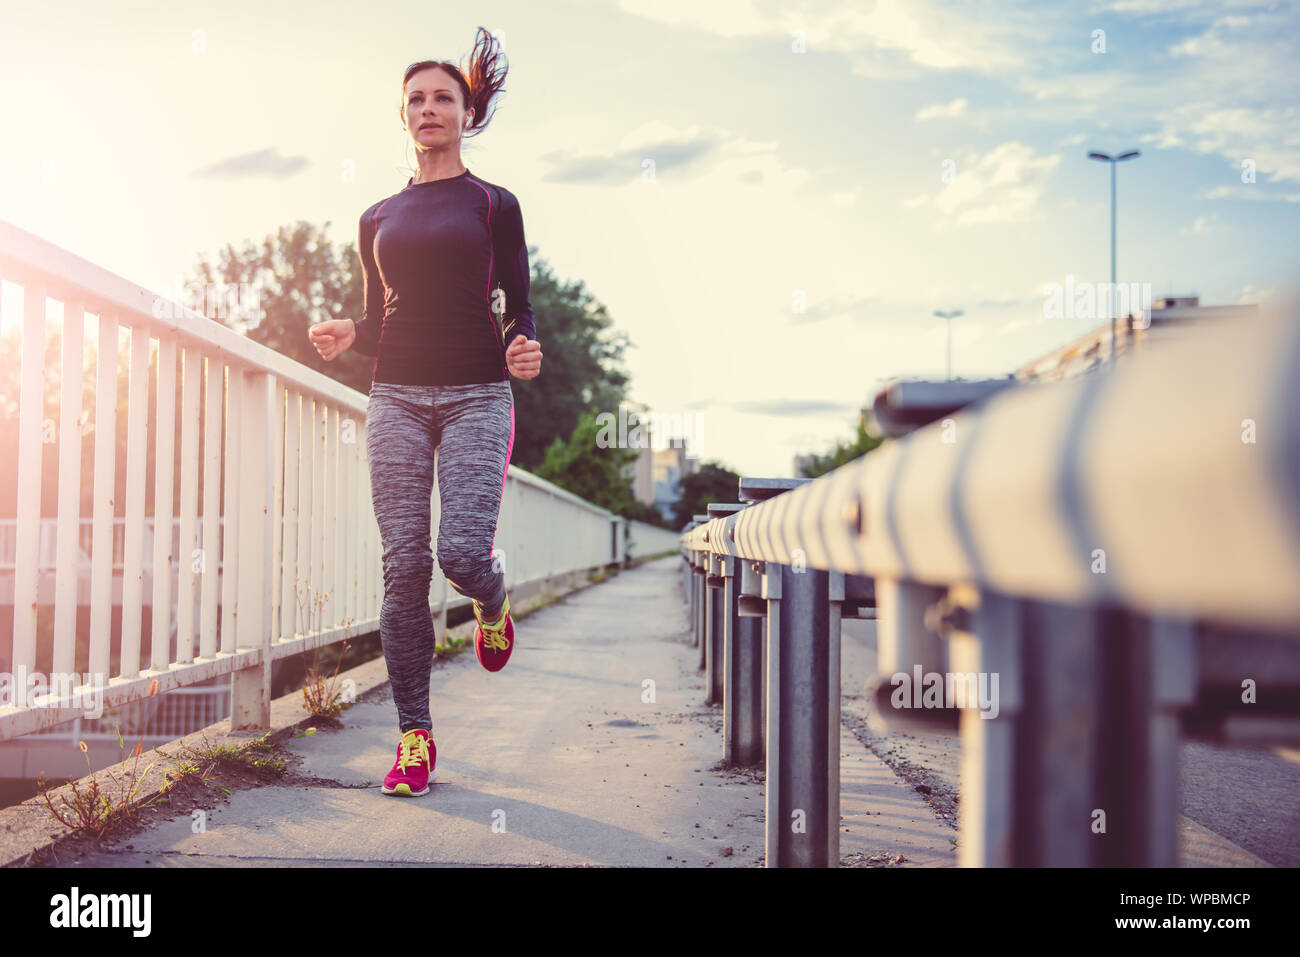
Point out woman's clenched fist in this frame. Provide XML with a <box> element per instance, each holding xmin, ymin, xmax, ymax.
<box><xmin>505</xmin><ymin>334</ymin><xmax>543</xmax><ymax>380</ymax></box>
<box><xmin>308</xmin><ymin>319</ymin><xmax>357</xmax><ymax>361</ymax></box>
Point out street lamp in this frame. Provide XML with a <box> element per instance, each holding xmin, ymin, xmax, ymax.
<box><xmin>1087</xmin><ymin>149</ymin><xmax>1141</xmax><ymax>363</ymax></box>
<box><xmin>933</xmin><ymin>309</ymin><xmax>963</xmax><ymax>380</ymax></box>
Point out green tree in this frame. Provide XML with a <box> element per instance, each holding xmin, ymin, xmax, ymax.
<box><xmin>509</xmin><ymin>256</ymin><xmax>630</xmax><ymax>469</ymax></box>
<box><xmin>672</xmin><ymin>461</ymin><xmax>742</xmax><ymax>529</ymax></box>
<box><xmin>192</xmin><ymin>220</ymin><xmax>370</xmax><ymax>393</ymax></box>
<box><xmin>533</xmin><ymin>411</ymin><xmax>640</xmax><ymax>513</ymax></box>
<box><xmin>796</xmin><ymin>414</ymin><xmax>884</xmax><ymax>479</ymax></box>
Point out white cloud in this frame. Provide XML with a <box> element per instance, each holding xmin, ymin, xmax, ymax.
<box><xmin>1094</xmin><ymin>0</ymin><xmax>1275</xmax><ymax>15</ymax></box>
<box><xmin>1181</xmin><ymin>214</ymin><xmax>1218</xmax><ymax>235</ymax></box>
<box><xmin>1236</xmin><ymin>283</ymin><xmax>1276</xmax><ymax>304</ymax></box>
<box><xmin>1203</xmin><ymin>184</ymin><xmax>1300</xmax><ymax>202</ymax></box>
<box><xmin>611</xmin><ymin>0</ymin><xmax>1031</xmax><ymax>74</ymax></box>
<box><xmin>916</xmin><ymin>97</ymin><xmax>968</xmax><ymax>121</ymax></box>
<box><xmin>913</xmin><ymin>141</ymin><xmax>1061</xmax><ymax>227</ymax></box>
<box><xmin>1151</xmin><ymin>105</ymin><xmax>1300</xmax><ymax>184</ymax></box>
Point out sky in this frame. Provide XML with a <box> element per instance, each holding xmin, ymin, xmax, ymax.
<box><xmin>1</xmin><ymin>0</ymin><xmax>1298</xmax><ymax>478</ymax></box>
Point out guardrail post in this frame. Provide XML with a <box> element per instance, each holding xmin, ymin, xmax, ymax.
<box><xmin>692</xmin><ymin>514</ymin><xmax>709</xmax><ymax>671</ymax></box>
<box><xmin>705</xmin><ymin>501</ymin><xmax>763</xmax><ymax>766</ymax></box>
<box><xmin>729</xmin><ymin>556</ymin><xmax>766</xmax><ymax>766</ymax></box>
<box><xmin>867</xmin><ymin>578</ymin><xmax>953</xmax><ymax>730</ymax></box>
<box><xmin>1085</xmin><ymin>614</ymin><xmax>1195</xmax><ymax>866</ymax></box>
<box><xmin>763</xmin><ymin>559</ymin><xmax>839</xmax><ymax>867</ymax></box>
<box><xmin>950</xmin><ymin>586</ymin><xmax>1196</xmax><ymax>866</ymax></box>
<box><xmin>705</xmin><ymin>551</ymin><xmax>725</xmax><ymax>705</ymax></box>
<box><xmin>683</xmin><ymin>546</ymin><xmax>695</xmax><ymax>640</ymax></box>
<box><xmin>706</xmin><ymin>502</ymin><xmax>746</xmax><ymax>712</ymax></box>
<box><xmin>949</xmin><ymin>588</ymin><xmax>1021</xmax><ymax>866</ymax></box>
<box><xmin>691</xmin><ymin>550</ymin><xmax>706</xmax><ymax>668</ymax></box>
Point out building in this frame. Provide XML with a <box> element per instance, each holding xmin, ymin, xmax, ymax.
<box><xmin>650</xmin><ymin>438</ymin><xmax>697</xmax><ymax>521</ymax></box>
<box><xmin>620</xmin><ymin>414</ymin><xmax>698</xmax><ymax>522</ymax></box>
<box><xmin>1016</xmin><ymin>296</ymin><xmax>1259</xmax><ymax>382</ymax></box>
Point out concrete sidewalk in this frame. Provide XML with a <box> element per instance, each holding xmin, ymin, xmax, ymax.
<box><xmin>17</xmin><ymin>555</ymin><xmax>953</xmax><ymax>868</ymax></box>
<box><xmin>5</xmin><ymin>555</ymin><xmax>1271</xmax><ymax>868</ymax></box>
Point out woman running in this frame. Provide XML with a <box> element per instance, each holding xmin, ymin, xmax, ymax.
<box><xmin>308</xmin><ymin>27</ymin><xmax>542</xmax><ymax>797</ymax></box>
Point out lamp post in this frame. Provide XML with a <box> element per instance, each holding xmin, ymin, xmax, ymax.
<box><xmin>933</xmin><ymin>309</ymin><xmax>963</xmax><ymax>380</ymax></box>
<box><xmin>1087</xmin><ymin>149</ymin><xmax>1141</xmax><ymax>363</ymax></box>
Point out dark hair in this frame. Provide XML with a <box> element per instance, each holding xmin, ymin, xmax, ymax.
<box><xmin>401</xmin><ymin>26</ymin><xmax>508</xmax><ymax>139</ymax></box>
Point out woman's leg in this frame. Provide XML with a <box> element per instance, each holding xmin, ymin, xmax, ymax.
<box><xmin>366</xmin><ymin>386</ymin><xmax>440</xmax><ymax>733</ymax></box>
<box><xmin>431</xmin><ymin>381</ymin><xmax>515</xmax><ymax>622</ymax></box>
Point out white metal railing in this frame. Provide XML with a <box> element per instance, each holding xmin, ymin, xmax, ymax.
<box><xmin>0</xmin><ymin>218</ymin><xmax>626</xmax><ymax>741</ymax></box>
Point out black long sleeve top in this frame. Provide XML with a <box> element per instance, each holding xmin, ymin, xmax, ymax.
<box><xmin>350</xmin><ymin>168</ymin><xmax>536</xmax><ymax>385</ymax></box>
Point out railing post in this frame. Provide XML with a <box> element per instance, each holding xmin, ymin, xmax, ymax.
<box><xmin>748</xmin><ymin>558</ymin><xmax>770</xmax><ymax>754</ymax></box>
<box><xmin>951</xmin><ymin>587</ymin><xmax>1194</xmax><ymax>866</ymax></box>
<box><xmin>950</xmin><ymin>588</ymin><xmax>1021</xmax><ymax>867</ymax></box>
<box><xmin>868</xmin><ymin>578</ymin><xmax>954</xmax><ymax>730</ymax></box>
<box><xmin>691</xmin><ymin>514</ymin><xmax>708</xmax><ymax>669</ymax></box>
<box><xmin>727</xmin><ymin>555</ymin><xmax>765</xmax><ymax>766</ymax></box>
<box><xmin>705</xmin><ymin>551</ymin><xmax>725</xmax><ymax>705</ymax></box>
<box><xmin>1133</xmin><ymin>617</ymin><xmax>1197</xmax><ymax>865</ymax></box>
<box><xmin>1011</xmin><ymin>597</ymin><xmax>1104</xmax><ymax>865</ymax></box>
<box><xmin>695</xmin><ymin>551</ymin><xmax>707</xmax><ymax>669</ymax></box>
<box><xmin>683</xmin><ymin>537</ymin><xmax>696</xmax><ymax>643</ymax></box>
<box><xmin>763</xmin><ymin>559</ymin><xmax>838</xmax><ymax>867</ymax></box>
<box><xmin>230</xmin><ymin>369</ymin><xmax>275</xmax><ymax>731</ymax></box>
<box><xmin>706</xmin><ymin>501</ymin><xmax>762</xmax><ymax>767</ymax></box>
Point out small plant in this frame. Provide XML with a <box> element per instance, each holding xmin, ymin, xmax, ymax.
<box><xmin>167</xmin><ymin>730</ymin><xmax>289</xmax><ymax>778</ymax></box>
<box><xmin>302</xmin><ymin>625</ymin><xmax>353</xmax><ymax>721</ymax></box>
<box><xmin>435</xmin><ymin>634</ymin><xmax>472</xmax><ymax>660</ymax></box>
<box><xmin>35</xmin><ymin>681</ymin><xmax>163</xmax><ymax>840</ymax></box>
<box><xmin>160</xmin><ymin>760</ymin><xmax>214</xmax><ymax>794</ymax></box>
<box><xmin>292</xmin><ymin>578</ymin><xmax>365</xmax><ymax>720</ymax></box>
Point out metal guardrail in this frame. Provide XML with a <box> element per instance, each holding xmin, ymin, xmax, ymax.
<box><xmin>0</xmin><ymin>218</ymin><xmax>627</xmax><ymax>742</ymax></box>
<box><xmin>681</xmin><ymin>296</ymin><xmax>1300</xmax><ymax>867</ymax></box>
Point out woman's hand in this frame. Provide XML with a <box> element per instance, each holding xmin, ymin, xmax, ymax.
<box><xmin>308</xmin><ymin>319</ymin><xmax>357</xmax><ymax>361</ymax></box>
<box><xmin>506</xmin><ymin>335</ymin><xmax>543</xmax><ymax>380</ymax></box>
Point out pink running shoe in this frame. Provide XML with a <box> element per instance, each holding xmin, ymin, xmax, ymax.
<box><xmin>381</xmin><ymin>728</ymin><xmax>436</xmax><ymax>796</ymax></box>
<box><xmin>473</xmin><ymin>593</ymin><xmax>515</xmax><ymax>673</ymax></box>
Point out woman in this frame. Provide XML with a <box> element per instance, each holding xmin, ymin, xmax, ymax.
<box><xmin>308</xmin><ymin>27</ymin><xmax>542</xmax><ymax>798</ymax></box>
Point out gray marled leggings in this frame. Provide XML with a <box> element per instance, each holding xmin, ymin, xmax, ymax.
<box><xmin>365</xmin><ymin>379</ymin><xmax>514</xmax><ymax>733</ymax></box>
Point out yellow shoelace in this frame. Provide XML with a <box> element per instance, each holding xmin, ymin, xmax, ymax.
<box><xmin>478</xmin><ymin>598</ymin><xmax>511</xmax><ymax>652</ymax></box>
<box><xmin>397</xmin><ymin>732</ymin><xmax>430</xmax><ymax>771</ymax></box>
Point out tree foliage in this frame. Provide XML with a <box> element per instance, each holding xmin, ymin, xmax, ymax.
<box><xmin>796</xmin><ymin>415</ymin><xmax>884</xmax><ymax>479</ymax></box>
<box><xmin>672</xmin><ymin>461</ymin><xmax>742</xmax><ymax>530</ymax></box>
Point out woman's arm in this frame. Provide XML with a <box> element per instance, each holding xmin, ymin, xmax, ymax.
<box><xmin>493</xmin><ymin>188</ymin><xmax>537</xmax><ymax>348</ymax></box>
<box><xmin>351</xmin><ymin>206</ymin><xmax>384</xmax><ymax>357</ymax></box>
